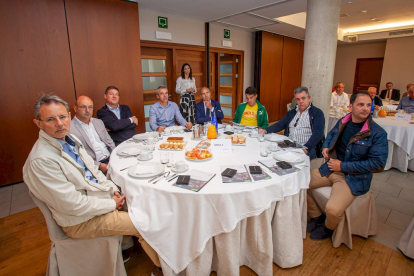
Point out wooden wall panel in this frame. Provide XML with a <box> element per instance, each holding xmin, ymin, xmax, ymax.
<box><xmin>260</xmin><ymin>32</ymin><xmax>284</xmax><ymax>122</ymax></box>
<box><xmin>279</xmin><ymin>37</ymin><xmax>303</xmax><ymax>118</ymax></box>
<box><xmin>65</xmin><ymin>0</ymin><xmax>145</xmax><ymax>133</ymax></box>
<box><xmin>0</xmin><ymin>0</ymin><xmax>75</xmax><ymax>186</ymax></box>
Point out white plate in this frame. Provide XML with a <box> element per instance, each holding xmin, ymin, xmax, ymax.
<box><xmin>218</xmin><ymin>124</ymin><xmax>225</xmax><ymax>129</ymax></box>
<box><xmin>133</xmin><ymin>133</ymin><xmax>154</xmax><ymax>141</ymax></box>
<box><xmin>171</xmin><ymin>164</ymin><xmax>189</xmax><ymax>173</ymax></box>
<box><xmin>265</xmin><ymin>134</ymin><xmax>286</xmax><ymax>142</ymax></box>
<box><xmin>116</xmin><ymin>145</ymin><xmax>142</xmax><ymax>157</ymax></box>
<box><xmin>128</xmin><ymin>162</ymin><xmax>164</xmax><ymax>178</ymax></box>
<box><xmin>272</xmin><ymin>151</ymin><xmax>304</xmax><ymax>164</ymax></box>
<box><xmin>185</xmin><ymin>156</ymin><xmax>213</xmax><ymax>162</ymax></box>
<box><xmin>137</xmin><ymin>153</ymin><xmax>153</xmax><ymax>161</ymax></box>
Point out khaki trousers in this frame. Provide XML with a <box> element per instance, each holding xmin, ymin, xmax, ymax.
<box><xmin>62</xmin><ymin>210</ymin><xmax>161</xmax><ymax>267</ymax></box>
<box><xmin>307</xmin><ymin>169</ymin><xmax>356</xmax><ymax>230</ymax></box>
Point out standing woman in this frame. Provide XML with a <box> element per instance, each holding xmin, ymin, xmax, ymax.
<box><xmin>176</xmin><ymin>63</ymin><xmax>197</xmax><ymax>124</ymax></box>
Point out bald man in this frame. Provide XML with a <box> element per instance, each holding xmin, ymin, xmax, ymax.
<box><xmin>70</xmin><ymin>96</ymin><xmax>115</xmax><ymax>174</ymax></box>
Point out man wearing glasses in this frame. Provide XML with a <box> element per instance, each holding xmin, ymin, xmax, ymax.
<box><xmin>70</xmin><ymin>96</ymin><xmax>115</xmax><ymax>174</ymax></box>
<box><xmin>24</xmin><ymin>94</ymin><xmax>163</xmax><ymax>275</ymax></box>
<box><xmin>97</xmin><ymin>86</ymin><xmax>138</xmax><ymax>146</ymax></box>
<box><xmin>259</xmin><ymin>86</ymin><xmax>325</xmax><ymax>160</ymax></box>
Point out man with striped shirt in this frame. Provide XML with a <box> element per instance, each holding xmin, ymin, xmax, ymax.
<box><xmin>259</xmin><ymin>86</ymin><xmax>325</xmax><ymax>160</ymax></box>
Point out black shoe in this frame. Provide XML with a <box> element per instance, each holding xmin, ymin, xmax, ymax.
<box><xmin>306</xmin><ymin>214</ymin><xmax>326</xmax><ymax>233</ymax></box>
<box><xmin>310</xmin><ymin>225</ymin><xmax>334</xmax><ymax>240</ymax></box>
<box><xmin>122</xmin><ymin>250</ymin><xmax>130</xmax><ymax>263</ymax></box>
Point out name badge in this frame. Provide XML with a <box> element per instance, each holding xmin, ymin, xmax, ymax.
<box><xmin>210</xmin><ymin>139</ymin><xmax>232</xmax><ymax>153</ymax></box>
<box><xmin>395</xmin><ymin>113</ymin><xmax>412</xmax><ymax>122</ymax></box>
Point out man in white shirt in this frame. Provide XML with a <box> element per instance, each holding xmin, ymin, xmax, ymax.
<box><xmin>331</xmin><ymin>82</ymin><xmax>350</xmax><ymax>107</ymax></box>
<box><xmin>70</xmin><ymin>96</ymin><xmax>115</xmax><ymax>174</ymax></box>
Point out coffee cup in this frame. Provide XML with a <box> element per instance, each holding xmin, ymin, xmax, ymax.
<box><xmin>173</xmin><ymin>160</ymin><xmax>186</xmax><ymax>171</ymax></box>
<box><xmin>270</xmin><ymin>143</ymin><xmax>279</xmax><ymax>151</ymax></box>
<box><xmin>139</xmin><ymin>150</ymin><xmax>150</xmax><ymax>160</ymax></box>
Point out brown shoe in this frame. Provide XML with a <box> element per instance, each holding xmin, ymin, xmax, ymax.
<box><xmin>151</xmin><ymin>266</ymin><xmax>163</xmax><ymax>276</ymax></box>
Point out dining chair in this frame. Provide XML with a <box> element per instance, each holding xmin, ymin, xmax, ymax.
<box><xmin>29</xmin><ymin>191</ymin><xmax>126</xmax><ymax>276</ymax></box>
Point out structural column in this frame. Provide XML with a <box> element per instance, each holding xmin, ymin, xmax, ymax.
<box><xmin>301</xmin><ymin>0</ymin><xmax>341</xmax><ymax>132</ymax></box>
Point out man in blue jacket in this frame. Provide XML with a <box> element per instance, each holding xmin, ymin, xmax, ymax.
<box><xmin>259</xmin><ymin>86</ymin><xmax>325</xmax><ymax>160</ymax></box>
<box><xmin>307</xmin><ymin>91</ymin><xmax>388</xmax><ymax>241</ymax></box>
<box><xmin>97</xmin><ymin>86</ymin><xmax>137</xmax><ymax>146</ymax></box>
<box><xmin>195</xmin><ymin>87</ymin><xmax>224</xmax><ymax>124</ymax></box>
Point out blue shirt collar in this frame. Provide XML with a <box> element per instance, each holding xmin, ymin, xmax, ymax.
<box><xmin>157</xmin><ymin>101</ymin><xmax>171</xmax><ymax>108</ymax></box>
<box><xmin>106</xmin><ymin>104</ymin><xmax>120</xmax><ymax>112</ymax></box>
<box><xmin>55</xmin><ymin>135</ymin><xmax>76</xmax><ymax>147</ymax></box>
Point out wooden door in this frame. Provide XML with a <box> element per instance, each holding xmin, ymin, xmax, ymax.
<box><xmin>353</xmin><ymin>58</ymin><xmax>384</xmax><ymax>93</ymax></box>
<box><xmin>0</xmin><ymin>0</ymin><xmax>75</xmax><ymax>186</ymax></box>
<box><xmin>140</xmin><ymin>47</ymin><xmax>172</xmax><ymax>131</ymax></box>
<box><xmin>218</xmin><ymin>54</ymin><xmax>238</xmax><ymax>123</ymax></box>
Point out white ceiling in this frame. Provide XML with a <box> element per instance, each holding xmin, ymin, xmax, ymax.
<box><xmin>136</xmin><ymin>0</ymin><xmax>414</xmax><ymax>40</ymax></box>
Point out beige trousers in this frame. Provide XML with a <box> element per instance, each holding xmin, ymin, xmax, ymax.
<box><xmin>307</xmin><ymin>169</ymin><xmax>356</xmax><ymax>230</ymax></box>
<box><xmin>62</xmin><ymin>210</ymin><xmax>161</xmax><ymax>267</ymax></box>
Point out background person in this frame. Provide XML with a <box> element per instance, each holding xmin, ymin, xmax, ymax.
<box><xmin>232</xmin><ymin>86</ymin><xmax>269</xmax><ymax>129</ymax></box>
<box><xmin>195</xmin><ymin>87</ymin><xmax>224</xmax><ymax>124</ymax></box>
<box><xmin>176</xmin><ymin>63</ymin><xmax>197</xmax><ymax>125</ymax></box>
<box><xmin>331</xmin><ymin>82</ymin><xmax>350</xmax><ymax>107</ymax></box>
<box><xmin>401</xmin><ymin>83</ymin><xmax>414</xmax><ymax>99</ymax></box>
<box><xmin>380</xmin><ymin>82</ymin><xmax>400</xmax><ymax>101</ymax></box>
<box><xmin>70</xmin><ymin>96</ymin><xmax>115</xmax><ymax>174</ymax></box>
<box><xmin>97</xmin><ymin>86</ymin><xmax>137</xmax><ymax>146</ymax></box>
<box><xmin>397</xmin><ymin>86</ymin><xmax>414</xmax><ymax>113</ymax></box>
<box><xmin>368</xmin><ymin>87</ymin><xmax>383</xmax><ymax>110</ymax></box>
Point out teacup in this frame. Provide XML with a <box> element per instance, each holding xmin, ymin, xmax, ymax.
<box><xmin>173</xmin><ymin>161</ymin><xmax>186</xmax><ymax>171</ymax></box>
<box><xmin>139</xmin><ymin>150</ymin><xmax>150</xmax><ymax>160</ymax></box>
<box><xmin>225</xmin><ymin>125</ymin><xmax>233</xmax><ymax>132</ymax></box>
<box><xmin>147</xmin><ymin>137</ymin><xmax>155</xmax><ymax>144</ymax></box>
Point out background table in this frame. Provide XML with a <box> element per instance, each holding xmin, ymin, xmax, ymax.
<box><xmin>109</xmin><ymin>133</ymin><xmax>310</xmax><ymax>275</ymax></box>
<box><xmin>328</xmin><ymin>116</ymin><xmax>414</xmax><ymax>172</ymax></box>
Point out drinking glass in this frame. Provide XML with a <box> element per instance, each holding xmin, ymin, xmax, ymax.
<box><xmin>172</xmin><ymin>126</ymin><xmax>178</xmax><ymax>134</ymax></box>
<box><xmin>159</xmin><ymin>131</ymin><xmax>164</xmax><ymax>140</ymax></box>
<box><xmin>258</xmin><ymin>133</ymin><xmax>265</xmax><ymax>142</ymax></box>
<box><xmin>147</xmin><ymin>144</ymin><xmax>155</xmax><ymax>152</ymax></box>
<box><xmin>260</xmin><ymin>145</ymin><xmax>268</xmax><ymax>157</ymax></box>
<box><xmin>167</xmin><ymin>153</ymin><xmax>174</xmax><ymax>167</ymax></box>
<box><xmin>160</xmin><ymin>152</ymin><xmax>169</xmax><ymax>164</ymax></box>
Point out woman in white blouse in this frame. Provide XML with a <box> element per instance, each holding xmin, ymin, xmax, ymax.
<box><xmin>176</xmin><ymin>63</ymin><xmax>197</xmax><ymax>124</ymax></box>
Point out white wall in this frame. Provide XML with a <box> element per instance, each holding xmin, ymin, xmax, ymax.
<box><xmin>138</xmin><ymin>8</ymin><xmax>255</xmax><ymax>96</ymax></box>
<box><xmin>380</xmin><ymin>36</ymin><xmax>414</xmax><ymax>93</ymax></box>
<box><xmin>333</xmin><ymin>41</ymin><xmax>386</xmax><ymax>93</ymax></box>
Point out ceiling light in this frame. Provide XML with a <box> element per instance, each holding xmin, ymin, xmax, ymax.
<box><xmin>346</xmin><ymin>20</ymin><xmax>414</xmax><ymax>33</ymax></box>
<box><xmin>361</xmin><ymin>10</ymin><xmax>367</xmax><ymax>14</ymax></box>
<box><xmin>371</xmin><ymin>18</ymin><xmax>377</xmax><ymax>21</ymax></box>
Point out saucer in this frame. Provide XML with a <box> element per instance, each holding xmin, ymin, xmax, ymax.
<box><xmin>171</xmin><ymin>164</ymin><xmax>189</xmax><ymax>173</ymax></box>
<box><xmin>137</xmin><ymin>153</ymin><xmax>153</xmax><ymax>161</ymax></box>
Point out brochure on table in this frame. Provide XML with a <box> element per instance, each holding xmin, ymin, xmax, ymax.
<box><xmin>220</xmin><ymin>165</ymin><xmax>252</xmax><ymax>183</ymax></box>
<box><xmin>258</xmin><ymin>159</ymin><xmax>300</xmax><ymax>176</ymax></box>
<box><xmin>172</xmin><ymin>169</ymin><xmax>216</xmax><ymax>192</ymax></box>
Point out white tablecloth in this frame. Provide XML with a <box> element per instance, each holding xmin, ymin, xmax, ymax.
<box><xmin>328</xmin><ymin>116</ymin><xmax>414</xmax><ymax>172</ymax></box>
<box><xmin>109</xmin><ymin>133</ymin><xmax>310</xmax><ymax>273</ymax></box>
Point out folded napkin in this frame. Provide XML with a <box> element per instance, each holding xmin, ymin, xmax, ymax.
<box><xmin>134</xmin><ymin>165</ymin><xmax>154</xmax><ymax>175</ymax></box>
<box><xmin>121</xmin><ymin>148</ymin><xmax>141</xmax><ymax>155</ymax></box>
<box><xmin>277</xmin><ymin>152</ymin><xmax>301</xmax><ymax>162</ymax></box>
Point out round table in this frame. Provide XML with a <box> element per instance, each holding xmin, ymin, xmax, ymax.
<box><xmin>328</xmin><ymin>116</ymin><xmax>414</xmax><ymax>172</ymax></box>
<box><xmin>109</xmin><ymin>132</ymin><xmax>310</xmax><ymax>275</ymax></box>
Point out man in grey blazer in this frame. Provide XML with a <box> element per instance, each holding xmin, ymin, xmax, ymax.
<box><xmin>70</xmin><ymin>96</ymin><xmax>115</xmax><ymax>174</ymax></box>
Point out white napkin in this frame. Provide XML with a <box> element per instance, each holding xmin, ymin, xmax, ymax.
<box><xmin>134</xmin><ymin>165</ymin><xmax>154</xmax><ymax>175</ymax></box>
<box><xmin>277</xmin><ymin>152</ymin><xmax>301</xmax><ymax>162</ymax></box>
<box><xmin>121</xmin><ymin>148</ymin><xmax>141</xmax><ymax>155</ymax></box>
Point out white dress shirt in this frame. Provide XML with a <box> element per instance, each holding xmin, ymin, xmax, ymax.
<box><xmin>175</xmin><ymin>76</ymin><xmax>197</xmax><ymax>96</ymax></box>
<box><xmin>74</xmin><ymin>116</ymin><xmax>110</xmax><ymax>162</ymax></box>
<box><xmin>331</xmin><ymin>92</ymin><xmax>350</xmax><ymax>107</ymax></box>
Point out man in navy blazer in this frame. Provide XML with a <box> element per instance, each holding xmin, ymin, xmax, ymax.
<box><xmin>97</xmin><ymin>86</ymin><xmax>138</xmax><ymax>146</ymax></box>
<box><xmin>195</xmin><ymin>87</ymin><xmax>224</xmax><ymax>124</ymax></box>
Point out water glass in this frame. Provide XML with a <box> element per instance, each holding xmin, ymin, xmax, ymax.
<box><xmin>260</xmin><ymin>145</ymin><xmax>268</xmax><ymax>157</ymax></box>
<box><xmin>167</xmin><ymin>153</ymin><xmax>174</xmax><ymax>167</ymax></box>
<box><xmin>258</xmin><ymin>133</ymin><xmax>265</xmax><ymax>142</ymax></box>
<box><xmin>159</xmin><ymin>131</ymin><xmax>164</xmax><ymax>140</ymax></box>
<box><xmin>147</xmin><ymin>144</ymin><xmax>155</xmax><ymax>152</ymax></box>
<box><xmin>172</xmin><ymin>126</ymin><xmax>178</xmax><ymax>134</ymax></box>
<box><xmin>160</xmin><ymin>152</ymin><xmax>169</xmax><ymax>164</ymax></box>
<box><xmin>153</xmin><ymin>132</ymin><xmax>159</xmax><ymax>142</ymax></box>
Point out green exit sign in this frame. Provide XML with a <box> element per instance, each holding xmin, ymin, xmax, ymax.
<box><xmin>158</xmin><ymin>16</ymin><xmax>168</xmax><ymax>29</ymax></box>
<box><xmin>224</xmin><ymin>29</ymin><xmax>230</xmax><ymax>39</ymax></box>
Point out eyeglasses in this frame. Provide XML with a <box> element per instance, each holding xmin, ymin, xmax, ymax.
<box><xmin>294</xmin><ymin>117</ymin><xmax>300</xmax><ymax>127</ymax></box>
<box><xmin>38</xmin><ymin>113</ymin><xmax>71</xmax><ymax>124</ymax></box>
<box><xmin>77</xmin><ymin>105</ymin><xmax>94</xmax><ymax>110</ymax></box>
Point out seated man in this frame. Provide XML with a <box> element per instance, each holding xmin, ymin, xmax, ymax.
<box><xmin>23</xmin><ymin>94</ymin><xmax>163</xmax><ymax>275</ymax></box>
<box><xmin>368</xmin><ymin>87</ymin><xmax>383</xmax><ymax>110</ymax></box>
<box><xmin>307</xmin><ymin>91</ymin><xmax>388</xmax><ymax>241</ymax></box>
<box><xmin>70</xmin><ymin>96</ymin><xmax>115</xmax><ymax>174</ymax></box>
<box><xmin>380</xmin><ymin>82</ymin><xmax>400</xmax><ymax>101</ymax></box>
<box><xmin>232</xmin><ymin>86</ymin><xmax>269</xmax><ymax>129</ymax></box>
<box><xmin>331</xmin><ymin>82</ymin><xmax>350</xmax><ymax>107</ymax></box>
<box><xmin>195</xmin><ymin>87</ymin><xmax>224</xmax><ymax>124</ymax></box>
<box><xmin>149</xmin><ymin>85</ymin><xmax>192</xmax><ymax>132</ymax></box>
<box><xmin>97</xmin><ymin>86</ymin><xmax>138</xmax><ymax>146</ymax></box>
<box><xmin>397</xmin><ymin>86</ymin><xmax>414</xmax><ymax>113</ymax></box>
<box><xmin>259</xmin><ymin>86</ymin><xmax>325</xmax><ymax>160</ymax></box>
<box><xmin>401</xmin><ymin>83</ymin><xmax>414</xmax><ymax>99</ymax></box>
